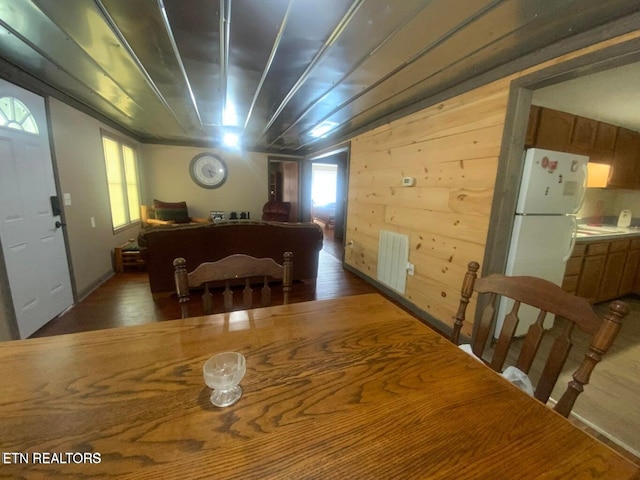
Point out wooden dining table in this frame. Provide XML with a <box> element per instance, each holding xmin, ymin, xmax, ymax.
<box><xmin>0</xmin><ymin>293</ymin><xmax>638</xmax><ymax>479</ymax></box>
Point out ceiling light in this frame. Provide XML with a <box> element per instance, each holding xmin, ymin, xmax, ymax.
<box><xmin>223</xmin><ymin>132</ymin><xmax>240</xmax><ymax>148</ymax></box>
<box><xmin>310</xmin><ymin>121</ymin><xmax>339</xmax><ymax>138</ymax></box>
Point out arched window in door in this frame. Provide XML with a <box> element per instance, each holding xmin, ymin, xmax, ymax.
<box><xmin>0</xmin><ymin>96</ymin><xmax>39</xmax><ymax>134</ymax></box>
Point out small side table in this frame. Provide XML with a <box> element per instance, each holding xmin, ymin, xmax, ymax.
<box><xmin>114</xmin><ymin>240</ymin><xmax>145</xmax><ymax>273</ymax></box>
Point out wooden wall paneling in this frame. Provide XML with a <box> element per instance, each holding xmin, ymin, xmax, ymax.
<box><xmin>409</xmin><ymin>233</ymin><xmax>486</xmax><ymax>268</ymax></box>
<box><xmin>448</xmin><ymin>188</ymin><xmax>495</xmax><ymax>216</ymax></box>
<box><xmin>404</xmin><ymin>274</ymin><xmax>477</xmax><ymax>337</ymax></box>
<box><xmin>410</xmin><ymin>249</ymin><xmax>479</xmax><ymax>292</ymax></box>
<box><xmin>357</xmin><ymin>79</ymin><xmax>511</xmax><ymax>146</ymax></box>
<box><xmin>350</xmin><ymin>156</ymin><xmax>499</xmax><ymax>191</ymax></box>
<box><xmin>349</xmin><ymin>185</ymin><xmax>493</xmax><ymax>216</ymax></box>
<box><xmin>346</xmin><ymin>81</ymin><xmax>503</xmax><ymax>332</ymax></box>
<box><xmin>348</xmin><ymin>166</ymin><xmax>403</xmax><ymax>188</ymax></box>
<box><xmin>357</xmin><ymin>124</ymin><xmax>503</xmax><ymax>170</ymax></box>
<box><xmin>422</xmin><ymin>157</ymin><xmax>500</xmax><ymax>189</ymax></box>
<box><xmin>359</xmin><ymin>91</ymin><xmax>509</xmax><ymax>153</ymax></box>
<box><xmin>344</xmin><ymin>231</ymin><xmax>378</xmax><ymax>276</ymax></box>
<box><xmin>383</xmin><ymin>206</ymin><xmax>490</xmax><ymax>242</ymax></box>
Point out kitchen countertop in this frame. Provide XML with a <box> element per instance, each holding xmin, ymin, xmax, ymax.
<box><xmin>576</xmin><ymin>225</ymin><xmax>640</xmax><ymax>242</ymax></box>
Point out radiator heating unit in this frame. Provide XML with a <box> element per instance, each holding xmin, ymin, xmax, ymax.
<box><xmin>377</xmin><ymin>230</ymin><xmax>409</xmax><ymax>294</ymax></box>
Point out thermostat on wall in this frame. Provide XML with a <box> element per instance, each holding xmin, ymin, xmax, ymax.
<box><xmin>402</xmin><ymin>176</ymin><xmax>415</xmax><ymax>187</ymax></box>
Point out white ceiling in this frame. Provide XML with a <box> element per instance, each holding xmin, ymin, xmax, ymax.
<box><xmin>532</xmin><ymin>61</ymin><xmax>640</xmax><ymax>133</ymax></box>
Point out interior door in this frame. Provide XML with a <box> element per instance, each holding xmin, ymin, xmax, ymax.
<box><xmin>0</xmin><ymin>79</ymin><xmax>73</xmax><ymax>338</ymax></box>
<box><xmin>268</xmin><ymin>159</ymin><xmax>300</xmax><ymax>222</ymax></box>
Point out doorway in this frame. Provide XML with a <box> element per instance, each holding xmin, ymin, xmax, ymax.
<box><xmin>268</xmin><ymin>158</ymin><xmax>300</xmax><ymax>222</ymax></box>
<box><xmin>309</xmin><ymin>149</ymin><xmax>348</xmax><ymax>243</ymax></box>
<box><xmin>486</xmin><ymin>38</ymin><xmax>640</xmax><ymax>459</ymax></box>
<box><xmin>0</xmin><ymin>79</ymin><xmax>74</xmax><ymax>338</ymax></box>
<box><xmin>485</xmin><ymin>45</ymin><xmax>640</xmax><ymax>279</ymax></box>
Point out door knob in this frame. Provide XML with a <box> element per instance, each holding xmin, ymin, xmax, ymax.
<box><xmin>55</xmin><ymin>221</ymin><xmax>66</xmax><ymax>229</ymax></box>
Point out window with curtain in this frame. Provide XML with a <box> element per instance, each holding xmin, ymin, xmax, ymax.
<box><xmin>102</xmin><ymin>133</ymin><xmax>140</xmax><ymax>230</ymax></box>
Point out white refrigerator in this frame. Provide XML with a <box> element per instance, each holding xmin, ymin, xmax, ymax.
<box><xmin>496</xmin><ymin>148</ymin><xmax>588</xmax><ymax>337</ymax></box>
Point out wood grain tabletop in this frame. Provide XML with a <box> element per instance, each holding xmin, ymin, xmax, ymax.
<box><xmin>0</xmin><ymin>293</ymin><xmax>637</xmax><ymax>479</ymax></box>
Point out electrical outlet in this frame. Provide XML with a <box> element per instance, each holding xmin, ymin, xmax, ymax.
<box><xmin>407</xmin><ymin>262</ymin><xmax>415</xmax><ymax>276</ymax></box>
<box><xmin>91</xmin><ymin>217</ymin><xmax>96</xmax><ymax>228</ymax></box>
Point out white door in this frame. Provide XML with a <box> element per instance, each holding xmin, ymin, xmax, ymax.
<box><xmin>0</xmin><ymin>79</ymin><xmax>73</xmax><ymax>338</ymax></box>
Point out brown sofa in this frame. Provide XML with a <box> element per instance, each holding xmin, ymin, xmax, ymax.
<box><xmin>138</xmin><ymin>221</ymin><xmax>323</xmax><ymax>297</ymax></box>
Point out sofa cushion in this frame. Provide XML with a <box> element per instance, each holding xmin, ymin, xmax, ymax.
<box><xmin>153</xmin><ymin>199</ymin><xmax>190</xmax><ymax>223</ymax></box>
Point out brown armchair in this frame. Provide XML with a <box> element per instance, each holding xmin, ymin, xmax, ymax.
<box><xmin>261</xmin><ymin>201</ymin><xmax>291</xmax><ymax>222</ymax></box>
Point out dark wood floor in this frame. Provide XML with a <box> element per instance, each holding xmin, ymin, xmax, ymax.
<box><xmin>32</xmin><ymin>226</ymin><xmax>377</xmax><ymax>338</ymax></box>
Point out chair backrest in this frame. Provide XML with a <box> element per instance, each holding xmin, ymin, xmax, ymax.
<box><xmin>450</xmin><ymin>261</ymin><xmax>629</xmax><ymax>417</ymax></box>
<box><xmin>261</xmin><ymin>201</ymin><xmax>291</xmax><ymax>222</ymax></box>
<box><xmin>173</xmin><ymin>252</ymin><xmax>293</xmax><ymax>318</ymax></box>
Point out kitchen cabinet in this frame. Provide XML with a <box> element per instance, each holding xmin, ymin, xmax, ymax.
<box><xmin>525</xmin><ymin>105</ymin><xmax>540</xmax><ymax>147</ymax></box>
<box><xmin>620</xmin><ymin>246</ymin><xmax>640</xmax><ymax>296</ymax></box>
<box><xmin>528</xmin><ymin>107</ymin><xmax>626</xmax><ymax>172</ymax></box>
<box><xmin>534</xmin><ymin>108</ymin><xmax>575</xmax><ymax>151</ymax></box>
<box><xmin>570</xmin><ymin>116</ymin><xmax>597</xmax><ymax>150</ymax></box>
<box><xmin>592</xmin><ymin>122</ymin><xmax>618</xmax><ymax>160</ymax></box>
<box><xmin>575</xmin><ymin>242</ymin><xmax>607</xmax><ymax>302</ymax></box>
<box><xmin>608</xmin><ymin>128</ymin><xmax>640</xmax><ymax>189</ymax></box>
<box><xmin>597</xmin><ymin>240</ymin><xmax>629</xmax><ymax>302</ymax></box>
<box><xmin>561</xmin><ymin>243</ymin><xmax>586</xmax><ymax>295</ymax></box>
<box><xmin>565</xmin><ymin>236</ymin><xmax>640</xmax><ymax>304</ymax></box>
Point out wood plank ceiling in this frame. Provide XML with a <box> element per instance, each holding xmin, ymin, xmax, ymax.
<box><xmin>0</xmin><ymin>0</ymin><xmax>638</xmax><ymax>154</ymax></box>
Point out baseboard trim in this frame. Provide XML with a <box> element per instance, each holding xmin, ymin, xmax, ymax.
<box><xmin>76</xmin><ymin>270</ymin><xmax>115</xmax><ymax>303</ymax></box>
<box><xmin>342</xmin><ymin>262</ymin><xmax>461</xmax><ymax>340</ymax></box>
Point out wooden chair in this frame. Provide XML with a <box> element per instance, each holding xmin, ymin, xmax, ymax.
<box><xmin>173</xmin><ymin>252</ymin><xmax>293</xmax><ymax>318</ymax></box>
<box><xmin>450</xmin><ymin>261</ymin><xmax>629</xmax><ymax>417</ymax></box>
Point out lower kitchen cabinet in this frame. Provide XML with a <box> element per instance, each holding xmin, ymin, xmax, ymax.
<box><xmin>597</xmin><ymin>240</ymin><xmax>629</xmax><ymax>302</ymax></box>
<box><xmin>561</xmin><ymin>243</ymin><xmax>585</xmax><ymax>294</ymax></box>
<box><xmin>620</xmin><ymin>248</ymin><xmax>640</xmax><ymax>295</ymax></box>
<box><xmin>576</xmin><ymin>248</ymin><xmax>606</xmax><ymax>302</ymax></box>
<box><xmin>564</xmin><ymin>237</ymin><xmax>640</xmax><ymax>304</ymax></box>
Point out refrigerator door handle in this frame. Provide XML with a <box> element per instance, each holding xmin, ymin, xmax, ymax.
<box><xmin>576</xmin><ymin>161</ymin><xmax>588</xmax><ymax>213</ymax></box>
<box><xmin>563</xmin><ymin>216</ymin><xmax>578</xmax><ymax>262</ymax></box>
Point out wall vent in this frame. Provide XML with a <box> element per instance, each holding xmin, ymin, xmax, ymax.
<box><xmin>377</xmin><ymin>230</ymin><xmax>409</xmax><ymax>294</ymax></box>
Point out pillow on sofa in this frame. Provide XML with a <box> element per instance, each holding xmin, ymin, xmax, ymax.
<box><xmin>153</xmin><ymin>199</ymin><xmax>190</xmax><ymax>223</ymax></box>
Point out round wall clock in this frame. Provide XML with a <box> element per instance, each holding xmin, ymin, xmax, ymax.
<box><xmin>189</xmin><ymin>153</ymin><xmax>228</xmax><ymax>189</ymax></box>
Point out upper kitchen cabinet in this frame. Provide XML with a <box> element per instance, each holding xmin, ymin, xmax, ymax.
<box><xmin>524</xmin><ymin>105</ymin><xmax>540</xmax><ymax>147</ymax></box>
<box><xmin>529</xmin><ymin>107</ymin><xmax>620</xmax><ymax>159</ymax></box>
<box><xmin>570</xmin><ymin>116</ymin><xmax>598</xmax><ymax>151</ymax></box>
<box><xmin>608</xmin><ymin>127</ymin><xmax>640</xmax><ymax>189</ymax></box>
<box><xmin>525</xmin><ymin>106</ymin><xmax>640</xmax><ymax>189</ymax></box>
<box><xmin>591</xmin><ymin>122</ymin><xmax>618</xmax><ymax>161</ymax></box>
<box><xmin>533</xmin><ymin>108</ymin><xmax>575</xmax><ymax>151</ymax></box>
